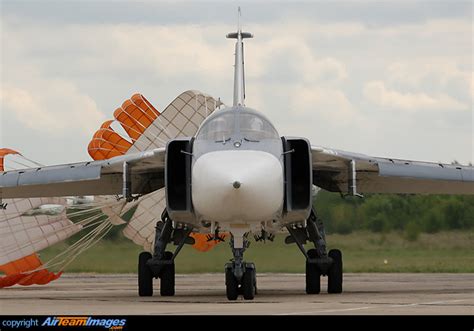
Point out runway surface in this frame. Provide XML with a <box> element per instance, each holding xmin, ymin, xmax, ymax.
<box><xmin>1</xmin><ymin>273</ymin><xmax>473</xmax><ymax>315</ymax></box>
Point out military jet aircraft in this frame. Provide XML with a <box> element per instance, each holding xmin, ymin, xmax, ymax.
<box><xmin>1</xmin><ymin>21</ymin><xmax>473</xmax><ymax>301</ymax></box>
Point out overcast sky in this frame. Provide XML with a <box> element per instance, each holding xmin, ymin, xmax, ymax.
<box><xmin>1</xmin><ymin>0</ymin><xmax>472</xmax><ymax>166</ymax></box>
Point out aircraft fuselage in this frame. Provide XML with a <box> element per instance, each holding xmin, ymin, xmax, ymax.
<box><xmin>191</xmin><ymin>106</ymin><xmax>285</xmax><ymax>245</ymax></box>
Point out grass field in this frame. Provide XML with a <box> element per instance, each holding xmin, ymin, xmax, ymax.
<box><xmin>39</xmin><ymin>231</ymin><xmax>474</xmax><ymax>273</ymax></box>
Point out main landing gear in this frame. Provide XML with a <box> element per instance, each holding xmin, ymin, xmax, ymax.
<box><xmin>138</xmin><ymin>210</ymin><xmax>193</xmax><ymax>297</ymax></box>
<box><xmin>225</xmin><ymin>234</ymin><xmax>257</xmax><ymax>300</ymax></box>
<box><xmin>286</xmin><ymin>208</ymin><xmax>343</xmax><ymax>294</ymax></box>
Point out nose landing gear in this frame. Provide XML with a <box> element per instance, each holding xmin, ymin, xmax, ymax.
<box><xmin>225</xmin><ymin>234</ymin><xmax>257</xmax><ymax>300</ymax></box>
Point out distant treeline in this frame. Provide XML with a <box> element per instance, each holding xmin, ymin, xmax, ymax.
<box><xmin>315</xmin><ymin>191</ymin><xmax>474</xmax><ymax>239</ymax></box>
<box><xmin>100</xmin><ymin>191</ymin><xmax>473</xmax><ymax>242</ymax></box>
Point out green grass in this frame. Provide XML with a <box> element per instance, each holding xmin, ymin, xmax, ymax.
<box><xmin>38</xmin><ymin>231</ymin><xmax>474</xmax><ymax>274</ymax></box>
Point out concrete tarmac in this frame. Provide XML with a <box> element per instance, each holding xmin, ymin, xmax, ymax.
<box><xmin>1</xmin><ymin>273</ymin><xmax>473</xmax><ymax>315</ymax></box>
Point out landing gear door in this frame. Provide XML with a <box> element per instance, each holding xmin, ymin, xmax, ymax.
<box><xmin>165</xmin><ymin>137</ymin><xmax>194</xmax><ymax>223</ymax></box>
<box><xmin>282</xmin><ymin>137</ymin><xmax>312</xmax><ymax>222</ymax></box>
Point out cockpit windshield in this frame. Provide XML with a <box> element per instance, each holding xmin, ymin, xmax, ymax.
<box><xmin>239</xmin><ymin>113</ymin><xmax>278</xmax><ymax>141</ymax></box>
<box><xmin>196</xmin><ymin>112</ymin><xmax>234</xmax><ymax>141</ymax></box>
<box><xmin>196</xmin><ymin>110</ymin><xmax>279</xmax><ymax>142</ymax></box>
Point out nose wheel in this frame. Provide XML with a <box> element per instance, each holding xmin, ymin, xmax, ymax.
<box><xmin>225</xmin><ymin>263</ymin><xmax>256</xmax><ymax>300</ymax></box>
<box><xmin>225</xmin><ymin>266</ymin><xmax>239</xmax><ymax>300</ymax></box>
<box><xmin>242</xmin><ymin>264</ymin><xmax>257</xmax><ymax>300</ymax></box>
<box><xmin>225</xmin><ymin>232</ymin><xmax>257</xmax><ymax>300</ymax></box>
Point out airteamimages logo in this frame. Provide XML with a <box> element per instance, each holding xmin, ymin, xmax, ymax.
<box><xmin>41</xmin><ymin>317</ymin><xmax>127</xmax><ymax>329</ymax></box>
<box><xmin>1</xmin><ymin>317</ymin><xmax>127</xmax><ymax>330</ymax></box>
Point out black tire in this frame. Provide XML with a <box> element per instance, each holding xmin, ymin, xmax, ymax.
<box><xmin>160</xmin><ymin>251</ymin><xmax>175</xmax><ymax>296</ymax></box>
<box><xmin>254</xmin><ymin>270</ymin><xmax>258</xmax><ymax>295</ymax></box>
<box><xmin>328</xmin><ymin>249</ymin><xmax>343</xmax><ymax>294</ymax></box>
<box><xmin>242</xmin><ymin>268</ymin><xmax>256</xmax><ymax>300</ymax></box>
<box><xmin>225</xmin><ymin>267</ymin><xmax>239</xmax><ymax>300</ymax></box>
<box><xmin>138</xmin><ymin>252</ymin><xmax>153</xmax><ymax>296</ymax></box>
<box><xmin>306</xmin><ymin>248</ymin><xmax>321</xmax><ymax>294</ymax></box>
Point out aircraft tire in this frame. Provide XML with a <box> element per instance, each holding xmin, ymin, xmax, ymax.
<box><xmin>242</xmin><ymin>267</ymin><xmax>256</xmax><ymax>300</ymax></box>
<box><xmin>306</xmin><ymin>248</ymin><xmax>321</xmax><ymax>294</ymax></box>
<box><xmin>328</xmin><ymin>249</ymin><xmax>343</xmax><ymax>294</ymax></box>
<box><xmin>225</xmin><ymin>267</ymin><xmax>239</xmax><ymax>300</ymax></box>
<box><xmin>138</xmin><ymin>252</ymin><xmax>153</xmax><ymax>296</ymax></box>
<box><xmin>160</xmin><ymin>251</ymin><xmax>175</xmax><ymax>296</ymax></box>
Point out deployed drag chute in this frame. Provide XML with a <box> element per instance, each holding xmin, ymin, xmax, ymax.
<box><xmin>87</xmin><ymin>91</ymin><xmax>226</xmax><ymax>253</ymax></box>
<box><xmin>0</xmin><ymin>91</ymin><xmax>223</xmax><ymax>288</ymax></box>
<box><xmin>0</xmin><ymin>149</ymin><xmax>79</xmax><ymax>287</ymax></box>
<box><xmin>0</xmin><ymin>148</ymin><xmax>123</xmax><ymax>288</ymax></box>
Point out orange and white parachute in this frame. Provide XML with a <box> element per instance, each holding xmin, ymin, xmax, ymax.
<box><xmin>0</xmin><ymin>90</ymin><xmax>223</xmax><ymax>288</ymax></box>
<box><xmin>0</xmin><ymin>149</ymin><xmax>79</xmax><ymax>287</ymax></box>
<box><xmin>87</xmin><ymin>91</ymin><xmax>226</xmax><ymax>253</ymax></box>
<box><xmin>0</xmin><ymin>150</ymin><xmax>124</xmax><ymax>288</ymax></box>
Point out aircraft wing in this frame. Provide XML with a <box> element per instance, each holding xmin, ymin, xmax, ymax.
<box><xmin>0</xmin><ymin>148</ymin><xmax>165</xmax><ymax>198</ymax></box>
<box><xmin>311</xmin><ymin>146</ymin><xmax>474</xmax><ymax>195</ymax></box>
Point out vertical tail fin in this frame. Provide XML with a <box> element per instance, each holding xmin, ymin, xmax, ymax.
<box><xmin>226</xmin><ymin>7</ymin><xmax>253</xmax><ymax>107</ymax></box>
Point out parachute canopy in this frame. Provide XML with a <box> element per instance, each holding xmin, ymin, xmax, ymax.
<box><xmin>0</xmin><ymin>149</ymin><xmax>79</xmax><ymax>287</ymax></box>
<box><xmin>86</xmin><ymin>91</ymin><xmax>222</xmax><ymax>253</ymax></box>
<box><xmin>0</xmin><ymin>90</ymin><xmax>223</xmax><ymax>288</ymax></box>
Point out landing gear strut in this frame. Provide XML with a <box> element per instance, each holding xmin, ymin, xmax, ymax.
<box><xmin>225</xmin><ymin>234</ymin><xmax>257</xmax><ymax>300</ymax></box>
<box><xmin>138</xmin><ymin>210</ymin><xmax>193</xmax><ymax>297</ymax></box>
<box><xmin>286</xmin><ymin>208</ymin><xmax>343</xmax><ymax>294</ymax></box>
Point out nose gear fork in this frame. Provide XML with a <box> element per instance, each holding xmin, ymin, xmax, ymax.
<box><xmin>225</xmin><ymin>232</ymin><xmax>257</xmax><ymax>300</ymax></box>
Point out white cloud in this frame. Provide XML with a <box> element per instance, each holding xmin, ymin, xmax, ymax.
<box><xmin>244</xmin><ymin>33</ymin><xmax>348</xmax><ymax>86</ymax></box>
<box><xmin>303</xmin><ymin>57</ymin><xmax>348</xmax><ymax>85</ymax></box>
<box><xmin>386</xmin><ymin>60</ymin><xmax>471</xmax><ymax>97</ymax></box>
<box><xmin>1</xmin><ymin>81</ymin><xmax>105</xmax><ymax>136</ymax></box>
<box><xmin>0</xmin><ymin>11</ymin><xmax>471</xmax><ymax>164</ymax></box>
<box><xmin>291</xmin><ymin>85</ymin><xmax>356</xmax><ymax>123</ymax></box>
<box><xmin>276</xmin><ymin>18</ymin><xmax>470</xmax><ymax>40</ymax></box>
<box><xmin>372</xmin><ymin>18</ymin><xmax>471</xmax><ymax>39</ymax></box>
<box><xmin>106</xmin><ymin>24</ymin><xmax>231</xmax><ymax>78</ymax></box>
<box><xmin>471</xmin><ymin>71</ymin><xmax>474</xmax><ymax>98</ymax></box>
<box><xmin>363</xmin><ymin>80</ymin><xmax>468</xmax><ymax>112</ymax></box>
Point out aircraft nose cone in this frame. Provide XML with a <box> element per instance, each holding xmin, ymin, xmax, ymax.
<box><xmin>192</xmin><ymin>150</ymin><xmax>284</xmax><ymax>223</ymax></box>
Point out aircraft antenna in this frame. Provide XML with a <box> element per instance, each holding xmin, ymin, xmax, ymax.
<box><xmin>238</xmin><ymin>6</ymin><xmax>241</xmax><ymax>31</ymax></box>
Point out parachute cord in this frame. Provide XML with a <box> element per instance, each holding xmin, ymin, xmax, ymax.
<box><xmin>5</xmin><ymin>159</ymin><xmax>42</xmax><ymax>169</ymax></box>
<box><xmin>41</xmin><ymin>220</ymin><xmax>114</xmax><ymax>272</ymax></box>
<box><xmin>41</xmin><ymin>221</ymin><xmax>108</xmax><ymax>268</ymax></box>
<box><xmin>20</xmin><ymin>156</ymin><xmax>44</xmax><ymax>167</ymax></box>
<box><xmin>0</xmin><ymin>198</ymin><xmax>125</xmax><ymax>229</ymax></box>
<box><xmin>1</xmin><ymin>208</ymin><xmax>106</xmax><ymax>256</ymax></box>
<box><xmin>57</xmin><ymin>222</ymin><xmax>114</xmax><ymax>272</ymax></box>
<box><xmin>0</xmin><ymin>199</ymin><xmax>125</xmax><ymax>257</ymax></box>
<box><xmin>39</xmin><ymin>197</ymin><xmax>127</xmax><ymax>271</ymax></box>
<box><xmin>39</xmin><ymin>223</ymin><xmax>105</xmax><ymax>270</ymax></box>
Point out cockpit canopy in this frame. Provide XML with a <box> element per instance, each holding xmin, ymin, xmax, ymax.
<box><xmin>196</xmin><ymin>107</ymin><xmax>279</xmax><ymax>142</ymax></box>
